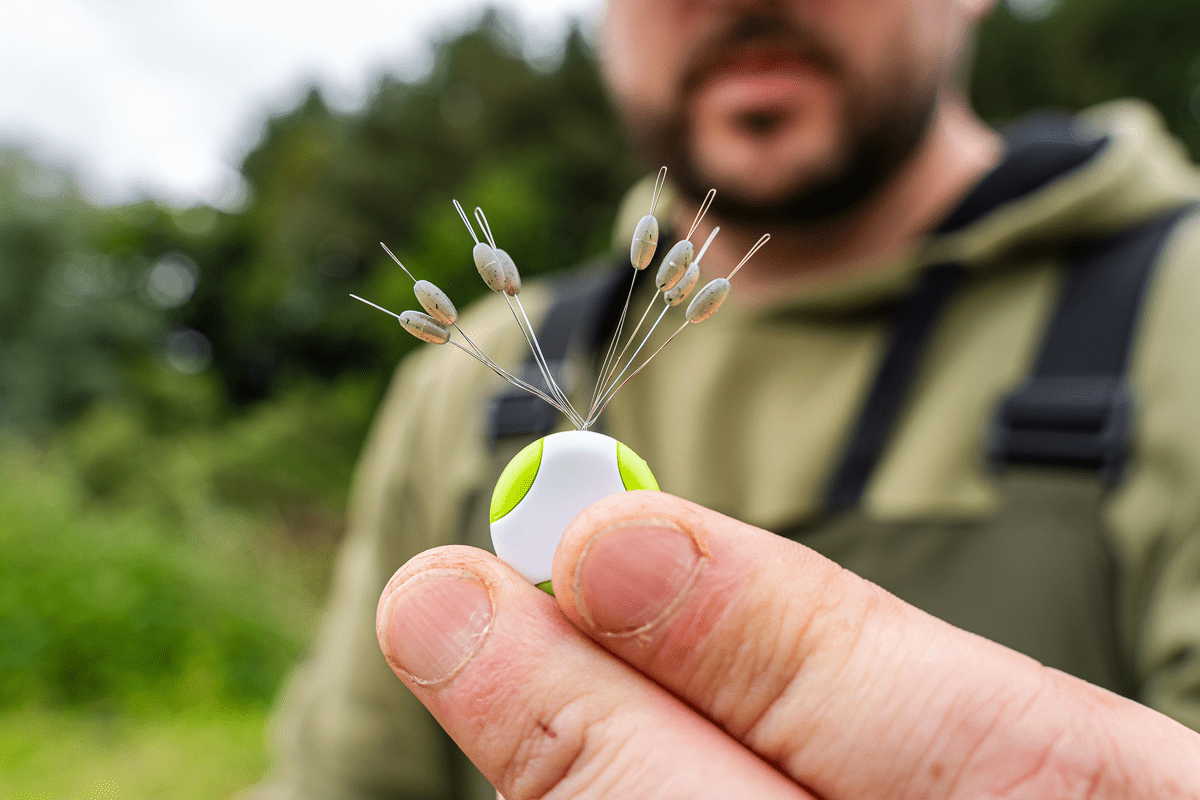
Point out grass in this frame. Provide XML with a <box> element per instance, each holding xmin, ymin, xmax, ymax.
<box><xmin>0</xmin><ymin>396</ymin><xmax>353</xmax><ymax>798</ymax></box>
<box><xmin>0</xmin><ymin>707</ymin><xmax>270</xmax><ymax>800</ymax></box>
<box><xmin>0</xmin><ymin>440</ymin><xmax>321</xmax><ymax>711</ymax></box>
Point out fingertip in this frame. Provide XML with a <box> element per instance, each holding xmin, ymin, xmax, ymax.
<box><xmin>377</xmin><ymin>567</ymin><xmax>494</xmax><ymax>685</ymax></box>
<box><xmin>555</xmin><ymin>491</ymin><xmax>704</xmax><ymax>565</ymax></box>
<box><xmin>552</xmin><ymin>491</ymin><xmax>711</xmax><ymax>634</ymax></box>
<box><xmin>378</xmin><ymin>545</ymin><xmax>495</xmax><ymax>614</ymax></box>
<box><xmin>376</xmin><ymin>546</ymin><xmax>516</xmax><ymax>686</ymax></box>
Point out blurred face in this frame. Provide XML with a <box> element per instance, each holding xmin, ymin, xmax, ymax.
<box><xmin>602</xmin><ymin>0</ymin><xmax>984</xmax><ymax>224</ymax></box>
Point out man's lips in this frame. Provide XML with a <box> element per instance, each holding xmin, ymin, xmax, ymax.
<box><xmin>686</xmin><ymin>47</ymin><xmax>835</xmax><ymax>117</ymax></box>
<box><xmin>695</xmin><ymin>68</ymin><xmax>831</xmax><ymax>113</ymax></box>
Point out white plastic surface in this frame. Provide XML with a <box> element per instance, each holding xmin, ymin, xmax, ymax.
<box><xmin>490</xmin><ymin>430</ymin><xmax>626</xmax><ymax>585</ymax></box>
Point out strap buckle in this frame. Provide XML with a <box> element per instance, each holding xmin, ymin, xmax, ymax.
<box><xmin>988</xmin><ymin>375</ymin><xmax>1131</xmax><ymax>480</ymax></box>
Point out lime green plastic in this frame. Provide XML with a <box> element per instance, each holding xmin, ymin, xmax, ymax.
<box><xmin>536</xmin><ymin>580</ymin><xmax>554</xmax><ymax>596</ymax></box>
<box><xmin>490</xmin><ymin>438</ymin><xmax>543</xmax><ymax>523</ymax></box>
<box><xmin>617</xmin><ymin>441</ymin><xmax>659</xmax><ymax>491</ymax></box>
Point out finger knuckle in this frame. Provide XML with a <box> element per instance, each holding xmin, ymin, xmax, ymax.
<box><xmin>721</xmin><ymin>563</ymin><xmax>879</xmax><ymax>749</ymax></box>
<box><xmin>497</xmin><ymin>697</ymin><xmax>622</xmax><ymax>800</ymax></box>
<box><xmin>945</xmin><ymin>670</ymin><xmax>1117</xmax><ymax>799</ymax></box>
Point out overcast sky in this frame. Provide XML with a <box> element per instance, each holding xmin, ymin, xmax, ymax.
<box><xmin>1</xmin><ymin>0</ymin><xmax>600</xmax><ymax>210</ymax></box>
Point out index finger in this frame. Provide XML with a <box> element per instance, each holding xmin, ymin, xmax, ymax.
<box><xmin>550</xmin><ymin>491</ymin><xmax>1200</xmax><ymax>800</ymax></box>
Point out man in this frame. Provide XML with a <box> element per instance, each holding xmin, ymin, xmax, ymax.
<box><xmin>253</xmin><ymin>0</ymin><xmax>1200</xmax><ymax>797</ymax></box>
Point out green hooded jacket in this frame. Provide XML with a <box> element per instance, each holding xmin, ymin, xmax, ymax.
<box><xmin>250</xmin><ymin>100</ymin><xmax>1200</xmax><ymax>799</ymax></box>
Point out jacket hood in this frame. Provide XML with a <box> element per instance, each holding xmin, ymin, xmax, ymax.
<box><xmin>931</xmin><ymin>99</ymin><xmax>1200</xmax><ymax>268</ymax></box>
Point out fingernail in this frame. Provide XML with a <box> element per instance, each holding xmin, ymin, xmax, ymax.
<box><xmin>381</xmin><ymin>569</ymin><xmax>493</xmax><ymax>684</ymax></box>
<box><xmin>575</xmin><ymin>520</ymin><xmax>703</xmax><ymax>635</ymax></box>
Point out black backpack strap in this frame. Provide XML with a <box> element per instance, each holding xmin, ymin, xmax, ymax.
<box><xmin>823</xmin><ymin>263</ymin><xmax>967</xmax><ymax>511</ymax></box>
<box><xmin>989</xmin><ymin>204</ymin><xmax>1197</xmax><ymax>478</ymax></box>
<box><xmin>822</xmin><ymin>115</ymin><xmax>1113</xmax><ymax>512</ymax></box>
<box><xmin>936</xmin><ymin>113</ymin><xmax>1108</xmax><ymax>235</ymax></box>
<box><xmin>486</xmin><ymin>257</ymin><xmax>633</xmax><ymax>442</ymax></box>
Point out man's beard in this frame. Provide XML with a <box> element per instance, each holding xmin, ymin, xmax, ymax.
<box><xmin>624</xmin><ymin>10</ymin><xmax>939</xmax><ymax>227</ymax></box>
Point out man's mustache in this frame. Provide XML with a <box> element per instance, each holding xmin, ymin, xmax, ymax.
<box><xmin>676</xmin><ymin>8</ymin><xmax>845</xmax><ymax>102</ymax></box>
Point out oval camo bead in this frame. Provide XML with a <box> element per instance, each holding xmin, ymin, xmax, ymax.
<box><xmin>496</xmin><ymin>248</ymin><xmax>521</xmax><ymax>296</ymax></box>
<box><xmin>630</xmin><ymin>214</ymin><xmax>659</xmax><ymax>271</ymax></box>
<box><xmin>656</xmin><ymin>239</ymin><xmax>694</xmax><ymax>292</ymax></box>
<box><xmin>686</xmin><ymin>278</ymin><xmax>729</xmax><ymax>323</ymax></box>
<box><xmin>399</xmin><ymin>310</ymin><xmax>451</xmax><ymax>344</ymax></box>
<box><xmin>663</xmin><ymin>260</ymin><xmax>700</xmax><ymax>306</ymax></box>
<box><xmin>473</xmin><ymin>242</ymin><xmax>507</xmax><ymax>293</ymax></box>
<box><xmin>413</xmin><ymin>280</ymin><xmax>457</xmax><ymax>325</ymax></box>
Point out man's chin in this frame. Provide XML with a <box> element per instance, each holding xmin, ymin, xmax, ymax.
<box><xmin>688</xmin><ymin>171</ymin><xmax>816</xmax><ymax>213</ymax></box>
<box><xmin>680</xmin><ymin>142</ymin><xmax>860</xmax><ymax>226</ymax></box>
<box><xmin>686</xmin><ymin>149</ymin><xmax>836</xmax><ymax>211</ymax></box>
<box><xmin>685</xmin><ymin>173</ymin><xmax>853</xmax><ymax>227</ymax></box>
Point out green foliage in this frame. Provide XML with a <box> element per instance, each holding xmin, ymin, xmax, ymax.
<box><xmin>205</xmin><ymin>376</ymin><xmax>379</xmax><ymax>514</ymax></box>
<box><xmin>0</xmin><ymin>440</ymin><xmax>316</xmax><ymax>710</ymax></box>
<box><xmin>973</xmin><ymin>0</ymin><xmax>1200</xmax><ymax>159</ymax></box>
<box><xmin>66</xmin><ymin>375</ymin><xmax>374</xmax><ymax>521</ymax></box>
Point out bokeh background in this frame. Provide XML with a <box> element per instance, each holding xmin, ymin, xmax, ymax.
<box><xmin>1</xmin><ymin>1</ymin><xmax>1198</xmax><ymax>797</ymax></box>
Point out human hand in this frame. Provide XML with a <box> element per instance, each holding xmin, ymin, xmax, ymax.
<box><xmin>376</xmin><ymin>491</ymin><xmax>1200</xmax><ymax>799</ymax></box>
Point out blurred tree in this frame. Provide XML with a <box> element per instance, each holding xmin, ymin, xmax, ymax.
<box><xmin>973</xmin><ymin>0</ymin><xmax>1200</xmax><ymax>159</ymax></box>
<box><xmin>0</xmin><ymin>152</ymin><xmax>217</xmax><ymax>434</ymax></box>
<box><xmin>225</xmin><ymin>10</ymin><xmax>642</xmax><ymax>405</ymax></box>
